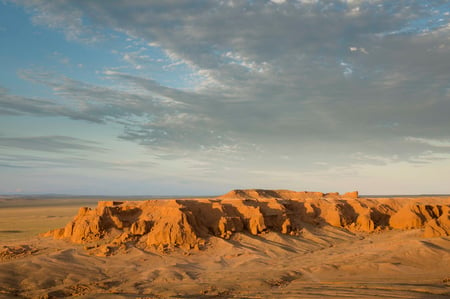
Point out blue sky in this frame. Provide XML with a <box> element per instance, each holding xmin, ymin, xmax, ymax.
<box><xmin>0</xmin><ymin>0</ymin><xmax>449</xmax><ymax>195</ymax></box>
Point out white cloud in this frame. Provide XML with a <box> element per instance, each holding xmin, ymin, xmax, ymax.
<box><xmin>17</xmin><ymin>0</ymin><xmax>106</xmax><ymax>43</ymax></box>
<box><xmin>405</xmin><ymin>137</ymin><xmax>450</xmax><ymax>148</ymax></box>
<box><xmin>349</xmin><ymin>46</ymin><xmax>368</xmax><ymax>54</ymax></box>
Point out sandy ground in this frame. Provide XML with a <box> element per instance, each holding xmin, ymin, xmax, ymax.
<box><xmin>1</xmin><ymin>198</ymin><xmax>449</xmax><ymax>298</ymax></box>
<box><xmin>0</xmin><ymin>198</ymin><xmax>100</xmax><ymax>242</ymax></box>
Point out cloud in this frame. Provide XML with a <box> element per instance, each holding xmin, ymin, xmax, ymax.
<box><xmin>405</xmin><ymin>137</ymin><xmax>450</xmax><ymax>148</ymax></box>
<box><xmin>15</xmin><ymin>70</ymin><xmax>225</xmax><ymax>151</ymax></box>
<box><xmin>0</xmin><ymin>135</ymin><xmax>106</xmax><ymax>153</ymax></box>
<box><xmin>0</xmin><ymin>152</ymin><xmax>81</xmax><ymax>169</ymax></box>
<box><xmin>3</xmin><ymin>0</ymin><xmax>450</xmax><ymax>173</ymax></box>
<box><xmin>0</xmin><ymin>141</ymin><xmax>160</xmax><ymax>171</ymax></box>
<box><xmin>14</xmin><ymin>0</ymin><xmax>107</xmax><ymax>43</ymax></box>
<box><xmin>0</xmin><ymin>86</ymin><xmax>65</xmax><ymax>116</ymax></box>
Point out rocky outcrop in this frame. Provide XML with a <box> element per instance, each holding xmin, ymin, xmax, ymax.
<box><xmin>389</xmin><ymin>204</ymin><xmax>449</xmax><ymax>237</ymax></box>
<box><xmin>0</xmin><ymin>245</ymin><xmax>37</xmax><ymax>262</ymax></box>
<box><xmin>43</xmin><ymin>190</ymin><xmax>450</xmax><ymax>254</ymax></box>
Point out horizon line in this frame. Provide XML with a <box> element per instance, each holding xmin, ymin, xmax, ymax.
<box><xmin>2</xmin><ymin>192</ymin><xmax>450</xmax><ymax>198</ymax></box>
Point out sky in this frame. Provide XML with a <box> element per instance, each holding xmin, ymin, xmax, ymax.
<box><xmin>0</xmin><ymin>0</ymin><xmax>449</xmax><ymax>195</ymax></box>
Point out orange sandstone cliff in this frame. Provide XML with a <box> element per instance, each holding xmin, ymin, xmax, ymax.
<box><xmin>43</xmin><ymin>190</ymin><xmax>450</xmax><ymax>255</ymax></box>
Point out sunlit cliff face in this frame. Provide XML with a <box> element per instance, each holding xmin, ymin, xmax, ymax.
<box><xmin>43</xmin><ymin>190</ymin><xmax>450</xmax><ymax>255</ymax></box>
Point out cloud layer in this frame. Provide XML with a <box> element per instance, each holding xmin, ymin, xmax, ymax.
<box><xmin>1</xmin><ymin>0</ymin><xmax>449</xmax><ymax>193</ymax></box>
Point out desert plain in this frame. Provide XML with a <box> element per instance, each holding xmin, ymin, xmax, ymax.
<box><xmin>0</xmin><ymin>189</ymin><xmax>449</xmax><ymax>298</ymax></box>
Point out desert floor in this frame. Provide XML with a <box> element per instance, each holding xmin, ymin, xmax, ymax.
<box><xmin>1</xmin><ymin>197</ymin><xmax>449</xmax><ymax>298</ymax></box>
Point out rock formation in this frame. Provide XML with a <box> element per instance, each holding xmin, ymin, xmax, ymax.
<box><xmin>43</xmin><ymin>190</ymin><xmax>450</xmax><ymax>255</ymax></box>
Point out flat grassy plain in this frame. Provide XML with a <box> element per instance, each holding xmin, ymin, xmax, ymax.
<box><xmin>0</xmin><ymin>197</ymin><xmax>100</xmax><ymax>242</ymax></box>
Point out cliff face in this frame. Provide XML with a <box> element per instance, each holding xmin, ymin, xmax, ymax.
<box><xmin>43</xmin><ymin>190</ymin><xmax>450</xmax><ymax>255</ymax></box>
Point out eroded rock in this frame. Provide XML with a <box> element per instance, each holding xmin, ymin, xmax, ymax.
<box><xmin>43</xmin><ymin>190</ymin><xmax>450</xmax><ymax>253</ymax></box>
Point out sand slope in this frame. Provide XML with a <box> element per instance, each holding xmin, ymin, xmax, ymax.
<box><xmin>1</xmin><ymin>190</ymin><xmax>449</xmax><ymax>298</ymax></box>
